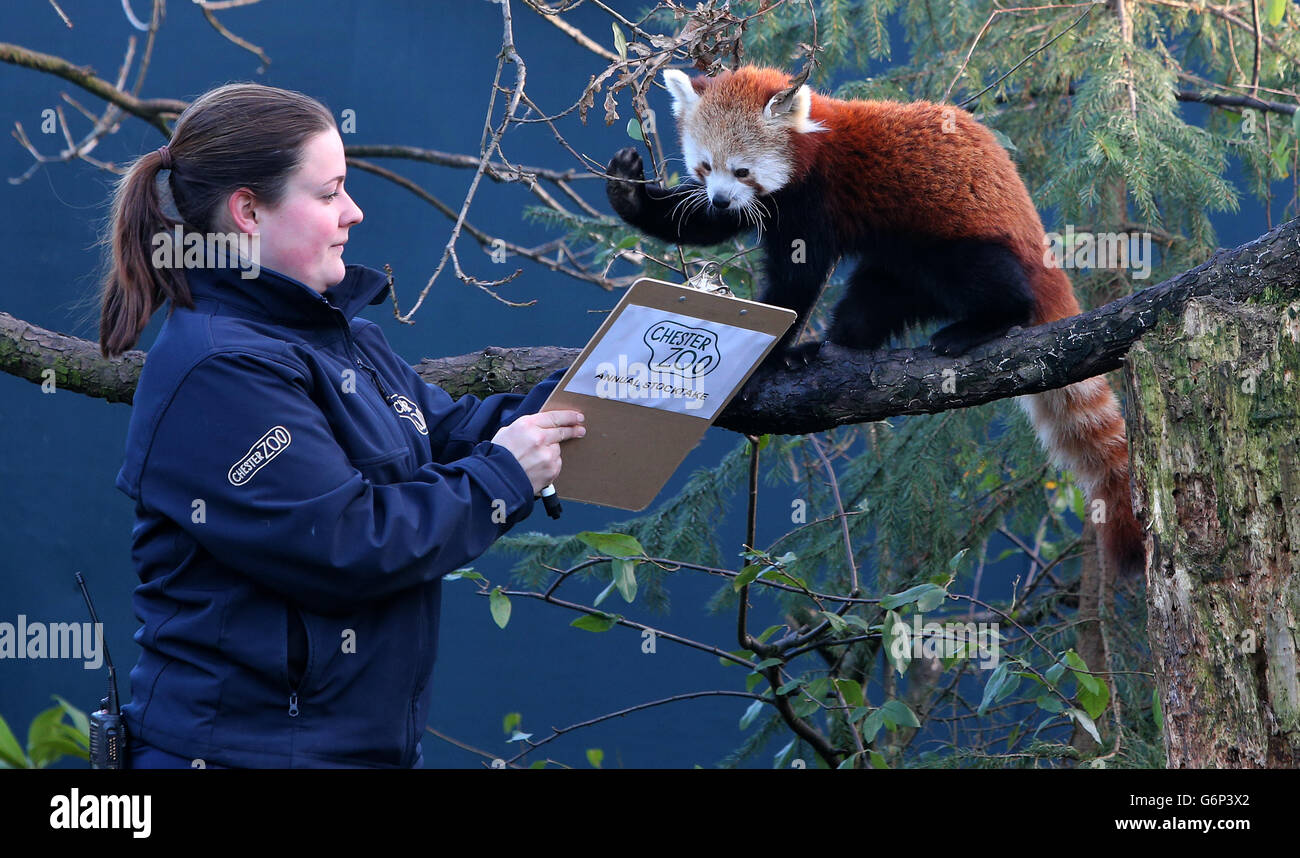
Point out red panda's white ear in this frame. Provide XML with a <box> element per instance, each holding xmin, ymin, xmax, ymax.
<box><xmin>663</xmin><ymin>69</ymin><xmax>700</xmax><ymax>118</ymax></box>
<box><xmin>764</xmin><ymin>84</ymin><xmax>826</xmax><ymax>133</ymax></box>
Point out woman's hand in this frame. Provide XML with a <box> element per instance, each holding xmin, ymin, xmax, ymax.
<box><xmin>490</xmin><ymin>410</ymin><xmax>586</xmax><ymax>495</ymax></box>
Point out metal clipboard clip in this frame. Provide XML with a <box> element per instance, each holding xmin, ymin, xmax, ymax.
<box><xmin>683</xmin><ymin>261</ymin><xmax>733</xmax><ymax>296</ymax></box>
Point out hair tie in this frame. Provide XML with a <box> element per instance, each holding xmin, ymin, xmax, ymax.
<box><xmin>157</xmin><ymin>145</ymin><xmax>173</xmax><ymax>170</ymax></box>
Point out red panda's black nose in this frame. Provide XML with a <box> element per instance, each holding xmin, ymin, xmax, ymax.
<box><xmin>711</xmin><ymin>195</ymin><xmax>730</xmax><ymax>209</ymax></box>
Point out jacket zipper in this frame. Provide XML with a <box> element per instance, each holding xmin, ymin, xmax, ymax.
<box><xmin>287</xmin><ymin>605</ymin><xmax>312</xmax><ymax>718</ymax></box>
<box><xmin>329</xmin><ymin>310</ymin><xmax>401</xmax><ymax>420</ymax></box>
<box><xmin>357</xmin><ymin>357</ymin><xmax>392</xmax><ymax>402</ymax></box>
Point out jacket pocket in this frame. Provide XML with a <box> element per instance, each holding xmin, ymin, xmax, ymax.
<box><xmin>285</xmin><ymin>604</ymin><xmax>313</xmax><ymax>694</ymax></box>
<box><xmin>348</xmin><ymin>446</ymin><xmax>411</xmax><ymax>485</ymax></box>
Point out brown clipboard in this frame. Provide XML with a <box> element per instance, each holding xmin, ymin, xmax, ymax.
<box><xmin>539</xmin><ymin>276</ymin><xmax>796</xmax><ymax>510</ymax></box>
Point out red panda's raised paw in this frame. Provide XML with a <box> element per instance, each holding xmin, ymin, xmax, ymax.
<box><xmin>605</xmin><ymin>147</ymin><xmax>647</xmax><ymax>220</ymax></box>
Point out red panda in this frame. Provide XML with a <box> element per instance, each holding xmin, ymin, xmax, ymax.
<box><xmin>605</xmin><ymin>65</ymin><xmax>1144</xmax><ymax>578</ymax></box>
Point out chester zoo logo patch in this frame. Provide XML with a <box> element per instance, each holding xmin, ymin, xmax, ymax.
<box><xmin>228</xmin><ymin>425</ymin><xmax>292</xmax><ymax>486</ymax></box>
<box><xmin>643</xmin><ymin>320</ymin><xmax>721</xmax><ymax>378</ymax></box>
<box><xmin>389</xmin><ymin>394</ymin><xmax>428</xmax><ymax>435</ymax></box>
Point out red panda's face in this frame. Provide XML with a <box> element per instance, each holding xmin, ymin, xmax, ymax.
<box><xmin>662</xmin><ymin>68</ymin><xmax>825</xmax><ymax>226</ymax></box>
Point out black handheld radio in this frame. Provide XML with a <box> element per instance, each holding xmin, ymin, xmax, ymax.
<box><xmin>74</xmin><ymin>572</ymin><xmax>126</xmax><ymax>769</ymax></box>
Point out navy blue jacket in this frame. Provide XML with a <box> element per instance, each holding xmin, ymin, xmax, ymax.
<box><xmin>115</xmin><ymin>262</ymin><xmax>561</xmax><ymax>767</ymax></box>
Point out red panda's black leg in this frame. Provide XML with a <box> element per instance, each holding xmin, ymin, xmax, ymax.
<box><xmin>926</xmin><ymin>241</ymin><xmax>1036</xmax><ymax>355</ymax></box>
<box><xmin>755</xmin><ymin>230</ymin><xmax>838</xmax><ymax>370</ymax></box>
<box><xmin>826</xmin><ymin>266</ymin><xmax>923</xmax><ymax>351</ymax></box>
<box><xmin>605</xmin><ymin>148</ymin><xmax>749</xmax><ymax>246</ymax></box>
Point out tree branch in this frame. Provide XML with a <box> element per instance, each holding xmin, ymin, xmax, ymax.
<box><xmin>3</xmin><ymin>218</ymin><xmax>1297</xmax><ymax>432</ymax></box>
<box><xmin>716</xmin><ymin>214</ymin><xmax>1300</xmax><ymax>434</ymax></box>
<box><xmin>0</xmin><ymin>41</ymin><xmax>184</xmax><ymax>135</ymax></box>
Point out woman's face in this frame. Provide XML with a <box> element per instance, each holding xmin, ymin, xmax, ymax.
<box><xmin>245</xmin><ymin>128</ymin><xmax>364</xmax><ymax>293</ymax></box>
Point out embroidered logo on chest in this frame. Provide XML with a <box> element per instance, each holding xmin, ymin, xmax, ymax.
<box><xmin>228</xmin><ymin>425</ymin><xmax>292</xmax><ymax>486</ymax></box>
<box><xmin>388</xmin><ymin>394</ymin><xmax>428</xmax><ymax>435</ymax></box>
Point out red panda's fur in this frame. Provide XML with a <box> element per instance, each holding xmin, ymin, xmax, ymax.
<box><xmin>611</xmin><ymin>66</ymin><xmax>1145</xmax><ymax>578</ymax></box>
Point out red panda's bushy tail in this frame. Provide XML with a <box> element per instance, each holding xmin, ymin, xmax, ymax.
<box><xmin>1017</xmin><ymin>265</ymin><xmax>1146</xmax><ymax>578</ymax></box>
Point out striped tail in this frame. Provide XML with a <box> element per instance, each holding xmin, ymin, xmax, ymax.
<box><xmin>1017</xmin><ymin>265</ymin><xmax>1146</xmax><ymax>577</ymax></box>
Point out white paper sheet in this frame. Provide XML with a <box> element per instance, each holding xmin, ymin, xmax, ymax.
<box><xmin>563</xmin><ymin>304</ymin><xmax>777</xmax><ymax>420</ymax></box>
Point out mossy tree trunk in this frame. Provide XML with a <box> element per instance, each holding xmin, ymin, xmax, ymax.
<box><xmin>1125</xmin><ymin>292</ymin><xmax>1300</xmax><ymax>768</ymax></box>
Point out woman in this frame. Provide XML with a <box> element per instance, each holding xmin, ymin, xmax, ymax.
<box><xmin>100</xmin><ymin>83</ymin><xmax>583</xmax><ymax>768</ymax></box>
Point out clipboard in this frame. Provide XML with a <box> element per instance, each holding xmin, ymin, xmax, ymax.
<box><xmin>539</xmin><ymin>275</ymin><xmax>796</xmax><ymax>510</ymax></box>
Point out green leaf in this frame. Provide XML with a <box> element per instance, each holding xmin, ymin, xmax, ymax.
<box><xmin>613</xmin><ymin>558</ymin><xmax>638</xmax><ymax>603</ymax></box>
<box><xmin>489</xmin><ymin>587</ymin><xmax>511</xmax><ymax>629</ymax></box>
<box><xmin>33</xmin><ymin>732</ymin><xmax>88</xmax><ymax>763</ymax></box>
<box><xmin>1152</xmin><ymin>686</ymin><xmax>1163</xmax><ymax>728</ymax></box>
<box><xmin>989</xmin><ymin>128</ymin><xmax>1017</xmax><ymax>152</ymax></box>
<box><xmin>791</xmin><ymin>694</ymin><xmax>820</xmax><ymax>718</ymax></box>
<box><xmin>772</xmin><ymin>738</ymin><xmax>796</xmax><ymax>768</ymax></box>
<box><xmin>1267</xmin><ymin>0</ymin><xmax>1287</xmax><ymax>27</ymax></box>
<box><xmin>885</xmin><ymin>610</ymin><xmax>910</xmax><ymax>676</ymax></box>
<box><xmin>805</xmin><ymin>677</ymin><xmax>830</xmax><ymax>701</ymax></box>
<box><xmin>820</xmin><ymin>611</ymin><xmax>848</xmax><ymax>634</ymax></box>
<box><xmin>1045</xmin><ymin>660</ymin><xmax>1067</xmax><ymax>685</ymax></box>
<box><xmin>869</xmin><ymin>751</ymin><xmax>889</xmax><ymax>769</ymax></box>
<box><xmin>880</xmin><ymin>699</ymin><xmax>921</xmax><ymax>729</ymax></box>
<box><xmin>745</xmin><ymin>672</ymin><xmax>763</xmax><ymax>693</ymax></box>
<box><xmin>757</xmin><ymin>624</ymin><xmax>784</xmax><ymax>644</ymax></box>
<box><xmin>1065</xmin><ymin>649</ymin><xmax>1103</xmax><ymax>697</ymax></box>
<box><xmin>840</xmin><ymin>614</ymin><xmax>872</xmax><ymax>633</ymax></box>
<box><xmin>587</xmin><ymin>748</ymin><xmax>604</xmax><ymax>769</ymax></box>
<box><xmin>529</xmin><ymin>760</ymin><xmax>548</xmax><ymax>769</ymax></box>
<box><xmin>719</xmin><ymin>649</ymin><xmax>754</xmax><ymax>667</ymax></box>
<box><xmin>53</xmin><ymin>722</ymin><xmax>89</xmax><ymax>754</ymax></box>
<box><xmin>978</xmin><ymin>662</ymin><xmax>1012</xmax><ymax>716</ymax></box>
<box><xmin>444</xmin><ymin>568</ymin><xmax>484</xmax><ymax>583</ymax></box>
<box><xmin>1293</xmin><ymin>107</ymin><xmax>1300</xmax><ymax>137</ymax></box>
<box><xmin>833</xmin><ymin>678</ymin><xmax>865</xmax><ymax>708</ymax></box>
<box><xmin>1069</xmin><ymin>708</ymin><xmax>1102</xmax><ymax>744</ymax></box>
<box><xmin>848</xmin><ymin>706</ymin><xmax>870</xmax><ymax>723</ymax></box>
<box><xmin>0</xmin><ymin>715</ymin><xmax>29</xmax><ymax>768</ymax></box>
<box><xmin>1070</xmin><ymin>485</ymin><xmax>1086</xmax><ymax>522</ymax></box>
<box><xmin>947</xmin><ymin>548</ymin><xmax>969</xmax><ymax>573</ymax></box>
<box><xmin>917</xmin><ymin>585</ymin><xmax>948</xmax><ymax>612</ymax></box>
<box><xmin>612</xmin><ymin>22</ymin><xmax>627</xmax><ymax>60</ymax></box>
<box><xmin>861</xmin><ymin>709</ymin><xmax>885</xmax><ymax>743</ymax></box>
<box><xmin>739</xmin><ymin>699</ymin><xmax>764</xmax><ymax>730</ymax></box>
<box><xmin>1078</xmin><ymin>675</ymin><xmax>1111</xmax><ymax>720</ymax></box>
<box><xmin>879</xmin><ymin>583</ymin><xmax>945</xmax><ymax>610</ymax></box>
<box><xmin>760</xmin><ymin>569</ymin><xmax>808</xmax><ymax>590</ymax></box>
<box><xmin>27</xmin><ymin>705</ymin><xmax>68</xmax><ymax>768</ymax></box>
<box><xmin>752</xmin><ymin>657</ymin><xmax>783</xmax><ymax>671</ymax></box>
<box><xmin>503</xmin><ymin>712</ymin><xmax>522</xmax><ymax>735</ymax></box>
<box><xmin>627</xmin><ymin>116</ymin><xmax>644</xmax><ymax>141</ymax></box>
<box><xmin>733</xmin><ymin>564</ymin><xmax>762</xmax><ymax>591</ymax></box>
<box><xmin>1036</xmin><ymin>694</ymin><xmax>1066</xmax><ymax>713</ymax></box>
<box><xmin>777</xmin><ymin>679</ymin><xmax>803</xmax><ymax>696</ymax></box>
<box><xmin>593</xmin><ymin>578</ymin><xmax>617</xmax><ymax>607</ymax></box>
<box><xmin>51</xmin><ymin>695</ymin><xmax>89</xmax><ymax>739</ymax></box>
<box><xmin>755</xmin><ymin>434</ymin><xmax>771</xmax><ymax>451</ymax></box>
<box><xmin>571</xmin><ymin>612</ymin><xmax>619</xmax><ymax>632</ymax></box>
<box><xmin>577</xmin><ymin>531</ymin><xmax>644</xmax><ymax>558</ymax></box>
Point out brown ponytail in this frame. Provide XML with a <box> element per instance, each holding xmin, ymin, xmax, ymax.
<box><xmin>98</xmin><ymin>83</ymin><xmax>336</xmax><ymax>358</ymax></box>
